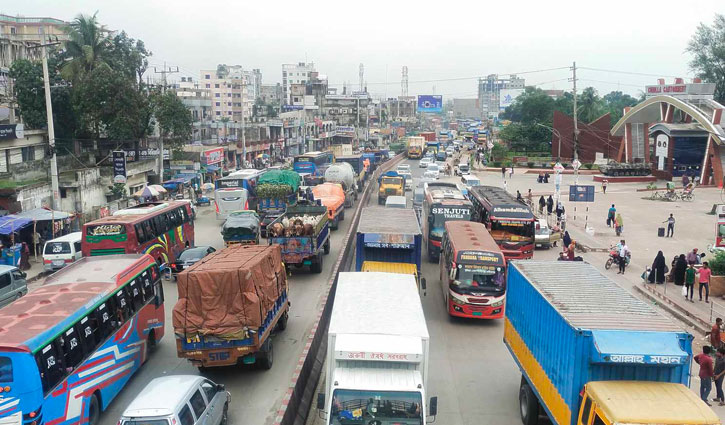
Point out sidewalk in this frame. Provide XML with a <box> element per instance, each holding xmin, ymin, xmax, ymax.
<box><xmin>26</xmin><ymin>257</ymin><xmax>49</xmax><ymax>290</ymax></box>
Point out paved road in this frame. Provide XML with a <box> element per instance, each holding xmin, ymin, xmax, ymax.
<box><xmin>96</xmin><ymin>193</ymin><xmax>363</xmax><ymax>425</ymax></box>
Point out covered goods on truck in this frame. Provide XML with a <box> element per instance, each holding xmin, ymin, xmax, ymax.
<box><xmin>312</xmin><ymin>182</ymin><xmax>346</xmax><ymax>229</ymax></box>
<box><xmin>221</xmin><ymin>210</ymin><xmax>260</xmax><ymax>245</ymax></box>
<box><xmin>172</xmin><ymin>244</ymin><xmax>289</xmax><ymax>368</ymax></box>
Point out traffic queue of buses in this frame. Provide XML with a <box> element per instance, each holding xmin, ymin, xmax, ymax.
<box><xmin>0</xmin><ymin>144</ymin><xmax>720</xmax><ymax>425</ymax></box>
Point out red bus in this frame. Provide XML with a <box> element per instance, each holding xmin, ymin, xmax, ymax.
<box><xmin>0</xmin><ymin>254</ymin><xmax>163</xmax><ymax>425</ymax></box>
<box><xmin>469</xmin><ymin>185</ymin><xmax>535</xmax><ymax>260</ymax></box>
<box><xmin>82</xmin><ymin>201</ymin><xmax>195</xmax><ymax>265</ymax></box>
<box><xmin>439</xmin><ymin>221</ymin><xmax>506</xmax><ymax>319</ymax></box>
<box><xmin>422</xmin><ymin>182</ymin><xmax>473</xmax><ymax>262</ymax></box>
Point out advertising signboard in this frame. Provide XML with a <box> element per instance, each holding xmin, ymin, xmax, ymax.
<box><xmin>568</xmin><ymin>185</ymin><xmax>595</xmax><ymax>202</ymax></box>
<box><xmin>202</xmin><ymin>147</ymin><xmax>224</xmax><ymax>165</ymax></box>
<box><xmin>112</xmin><ymin>151</ymin><xmax>127</xmax><ymax>184</ymax></box>
<box><xmin>499</xmin><ymin>89</ymin><xmax>524</xmax><ymax>111</ymax></box>
<box><xmin>0</xmin><ymin>124</ymin><xmax>24</xmax><ymax>140</ymax></box>
<box><xmin>417</xmin><ymin>95</ymin><xmax>443</xmax><ymax>113</ymax></box>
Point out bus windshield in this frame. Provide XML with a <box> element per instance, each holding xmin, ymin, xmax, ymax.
<box><xmin>454</xmin><ymin>264</ymin><xmax>506</xmax><ymax>294</ymax></box>
<box><xmin>330</xmin><ymin>389</ymin><xmax>423</xmax><ymax>425</ymax></box>
<box><xmin>490</xmin><ymin>219</ymin><xmax>534</xmax><ymax>240</ymax></box>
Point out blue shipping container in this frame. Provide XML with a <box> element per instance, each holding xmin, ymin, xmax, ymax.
<box><xmin>355</xmin><ymin>207</ymin><xmax>422</xmax><ymax>273</ymax></box>
<box><xmin>504</xmin><ymin>261</ymin><xmax>692</xmax><ymax>425</ymax></box>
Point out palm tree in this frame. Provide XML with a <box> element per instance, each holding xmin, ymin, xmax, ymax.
<box><xmin>61</xmin><ymin>13</ymin><xmax>111</xmax><ymax>81</ymax></box>
<box><xmin>577</xmin><ymin>87</ymin><xmax>603</xmax><ymax>123</ymax></box>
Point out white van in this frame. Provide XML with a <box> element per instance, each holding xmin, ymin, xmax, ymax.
<box><xmin>385</xmin><ymin>195</ymin><xmax>408</xmax><ymax>209</ymax></box>
<box><xmin>43</xmin><ymin>232</ymin><xmax>83</xmax><ymax>272</ymax></box>
<box><xmin>460</xmin><ymin>174</ymin><xmax>481</xmax><ymax>190</ymax></box>
<box><xmin>120</xmin><ymin>375</ymin><xmax>231</xmax><ymax>425</ymax></box>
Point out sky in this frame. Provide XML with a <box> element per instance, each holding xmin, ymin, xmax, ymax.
<box><xmin>4</xmin><ymin>0</ymin><xmax>723</xmax><ymax>99</ymax></box>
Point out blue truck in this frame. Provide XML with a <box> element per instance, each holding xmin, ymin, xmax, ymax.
<box><xmin>505</xmin><ymin>261</ymin><xmax>718</xmax><ymax>425</ymax></box>
<box><xmin>355</xmin><ymin>207</ymin><xmax>425</xmax><ymax>293</ymax></box>
<box><xmin>268</xmin><ymin>205</ymin><xmax>330</xmax><ymax>273</ymax></box>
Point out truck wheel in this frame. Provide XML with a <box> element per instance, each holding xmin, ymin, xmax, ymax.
<box><xmin>323</xmin><ymin>239</ymin><xmax>330</xmax><ymax>255</ymax></box>
<box><xmin>340</xmin><ymin>210</ymin><xmax>345</xmax><ymax>221</ymax></box>
<box><xmin>258</xmin><ymin>338</ymin><xmax>274</xmax><ymax>370</ymax></box>
<box><xmin>277</xmin><ymin>311</ymin><xmax>289</xmax><ymax>331</ymax></box>
<box><xmin>331</xmin><ymin>217</ymin><xmax>339</xmax><ymax>230</ymax></box>
<box><xmin>311</xmin><ymin>254</ymin><xmax>323</xmax><ymax>273</ymax></box>
<box><xmin>519</xmin><ymin>377</ymin><xmax>539</xmax><ymax>425</ymax></box>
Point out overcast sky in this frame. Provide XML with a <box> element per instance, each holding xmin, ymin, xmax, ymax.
<box><xmin>4</xmin><ymin>0</ymin><xmax>723</xmax><ymax>99</ymax></box>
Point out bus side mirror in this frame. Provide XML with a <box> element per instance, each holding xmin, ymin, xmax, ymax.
<box><xmin>429</xmin><ymin>396</ymin><xmax>438</xmax><ymax>416</ymax></box>
<box><xmin>449</xmin><ymin>267</ymin><xmax>456</xmax><ymax>280</ymax></box>
<box><xmin>317</xmin><ymin>393</ymin><xmax>325</xmax><ymax>410</ymax></box>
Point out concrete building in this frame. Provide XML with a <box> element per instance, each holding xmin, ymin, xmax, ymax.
<box><xmin>175</xmin><ymin>77</ymin><xmax>213</xmax><ymax>143</ymax></box>
<box><xmin>261</xmin><ymin>83</ymin><xmax>283</xmax><ymax>105</ymax></box>
<box><xmin>452</xmin><ymin>98</ymin><xmax>481</xmax><ymax>120</ymax></box>
<box><xmin>200</xmin><ymin>67</ymin><xmax>255</xmax><ymax>145</ymax></box>
<box><xmin>477</xmin><ymin>74</ymin><xmax>525</xmax><ymax>118</ymax></box>
<box><xmin>282</xmin><ymin>62</ymin><xmax>315</xmax><ymax>105</ymax></box>
<box><xmin>385</xmin><ymin>96</ymin><xmax>417</xmax><ymax>123</ymax></box>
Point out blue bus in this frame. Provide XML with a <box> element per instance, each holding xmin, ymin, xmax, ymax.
<box><xmin>293</xmin><ymin>151</ymin><xmax>333</xmax><ymax>176</ymax></box>
<box><xmin>0</xmin><ymin>255</ymin><xmax>164</xmax><ymax>425</ymax></box>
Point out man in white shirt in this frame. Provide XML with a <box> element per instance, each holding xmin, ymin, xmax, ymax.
<box><xmin>618</xmin><ymin>239</ymin><xmax>629</xmax><ymax>274</ymax></box>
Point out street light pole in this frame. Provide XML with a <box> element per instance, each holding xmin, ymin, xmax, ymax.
<box><xmin>40</xmin><ymin>42</ymin><xmax>60</xmax><ymax>210</ymax></box>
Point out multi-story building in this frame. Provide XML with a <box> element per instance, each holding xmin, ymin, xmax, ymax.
<box><xmin>282</xmin><ymin>62</ymin><xmax>315</xmax><ymax>105</ymax></box>
<box><xmin>261</xmin><ymin>83</ymin><xmax>283</xmax><ymax>105</ymax></box>
<box><xmin>385</xmin><ymin>96</ymin><xmax>417</xmax><ymax>122</ymax></box>
<box><xmin>174</xmin><ymin>77</ymin><xmax>213</xmax><ymax>143</ymax></box>
<box><xmin>477</xmin><ymin>74</ymin><xmax>525</xmax><ymax>118</ymax></box>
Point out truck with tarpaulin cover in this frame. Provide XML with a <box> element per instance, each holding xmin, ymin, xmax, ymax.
<box><xmin>505</xmin><ymin>261</ymin><xmax>719</xmax><ymax>425</ymax></box>
<box><xmin>256</xmin><ymin>169</ymin><xmax>301</xmax><ymax>237</ymax></box>
<box><xmin>312</xmin><ymin>182</ymin><xmax>346</xmax><ymax>230</ymax></box>
<box><xmin>172</xmin><ymin>244</ymin><xmax>289</xmax><ymax>370</ymax></box>
<box><xmin>355</xmin><ymin>206</ymin><xmax>425</xmax><ymax>293</ymax></box>
<box><xmin>268</xmin><ymin>205</ymin><xmax>330</xmax><ymax>273</ymax></box>
<box><xmin>334</xmin><ymin>154</ymin><xmax>366</xmax><ymax>190</ymax></box>
<box><xmin>221</xmin><ymin>210</ymin><xmax>260</xmax><ymax>245</ymax></box>
<box><xmin>324</xmin><ymin>163</ymin><xmax>357</xmax><ymax>208</ymax></box>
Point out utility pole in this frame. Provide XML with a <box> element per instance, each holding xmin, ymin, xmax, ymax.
<box><xmin>571</xmin><ymin>61</ymin><xmax>579</xmax><ymax>161</ymax></box>
<box><xmin>29</xmin><ymin>36</ymin><xmax>62</xmax><ymax>210</ymax></box>
<box><xmin>241</xmin><ymin>70</ymin><xmax>247</xmax><ymax>167</ymax></box>
<box><xmin>154</xmin><ymin>63</ymin><xmax>179</xmax><ymax>182</ymax></box>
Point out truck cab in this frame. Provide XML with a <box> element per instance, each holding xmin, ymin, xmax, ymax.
<box><xmin>378</xmin><ymin>171</ymin><xmax>405</xmax><ymax>205</ymax></box>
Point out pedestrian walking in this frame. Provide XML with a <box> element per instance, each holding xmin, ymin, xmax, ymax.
<box><xmin>546</xmin><ymin>195</ymin><xmax>554</xmax><ymax>215</ymax></box>
<box><xmin>617</xmin><ymin>240</ymin><xmax>629</xmax><ymax>274</ymax></box>
<box><xmin>682</xmin><ymin>174</ymin><xmax>690</xmax><ymax>189</ymax></box>
<box><xmin>614</xmin><ymin>213</ymin><xmax>624</xmax><ymax>236</ymax></box>
<box><xmin>686</xmin><ymin>263</ymin><xmax>696</xmax><ymax>301</ymax></box>
<box><xmin>687</xmin><ymin>248</ymin><xmax>702</xmax><ymax>265</ymax></box>
<box><xmin>501</xmin><ymin>166</ymin><xmax>506</xmax><ymax>179</ymax></box>
<box><xmin>648</xmin><ymin>251</ymin><xmax>667</xmax><ymax>284</ymax></box>
<box><xmin>712</xmin><ymin>318</ymin><xmax>723</xmax><ymax>350</ymax></box>
<box><xmin>543</xmin><ymin>172</ymin><xmax>550</xmax><ymax>183</ymax></box>
<box><xmin>503</xmin><ymin>180</ymin><xmax>508</xmax><ymax>192</ymax></box>
<box><xmin>699</xmin><ymin>261</ymin><xmax>712</xmax><ymax>303</ymax></box>
<box><xmin>537</xmin><ymin>172</ymin><xmax>543</xmax><ymax>184</ymax></box>
<box><xmin>526</xmin><ymin>189</ymin><xmax>533</xmax><ymax>206</ymax></box>
<box><xmin>538</xmin><ymin>196</ymin><xmax>546</xmax><ymax>215</ymax></box>
<box><xmin>509</xmin><ymin>166</ymin><xmax>514</xmax><ymax>179</ymax></box>
<box><xmin>602</xmin><ymin>179</ymin><xmax>608</xmax><ymax>194</ymax></box>
<box><xmin>562</xmin><ymin>231</ymin><xmax>572</xmax><ymax>249</ymax></box>
<box><xmin>714</xmin><ymin>347</ymin><xmax>725</xmax><ymax>405</ymax></box>
<box><xmin>673</xmin><ymin>254</ymin><xmax>687</xmax><ymax>286</ymax></box>
<box><xmin>607</xmin><ymin>204</ymin><xmax>616</xmax><ymax>227</ymax></box>
<box><xmin>555</xmin><ymin>202</ymin><xmax>565</xmax><ymax>223</ymax></box>
<box><xmin>663</xmin><ymin>213</ymin><xmax>675</xmax><ymax>237</ymax></box>
<box><xmin>695</xmin><ymin>346</ymin><xmax>715</xmax><ymax>405</ymax></box>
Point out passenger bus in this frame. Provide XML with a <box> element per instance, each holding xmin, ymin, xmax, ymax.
<box><xmin>214</xmin><ymin>168</ymin><xmax>266</xmax><ymax>218</ymax></box>
<box><xmin>422</xmin><ymin>182</ymin><xmax>473</xmax><ymax>262</ymax></box>
<box><xmin>0</xmin><ymin>254</ymin><xmax>163</xmax><ymax>425</ymax></box>
<box><xmin>293</xmin><ymin>151</ymin><xmax>333</xmax><ymax>176</ymax></box>
<box><xmin>440</xmin><ymin>221</ymin><xmax>506</xmax><ymax>319</ymax></box>
<box><xmin>469</xmin><ymin>185</ymin><xmax>535</xmax><ymax>260</ymax></box>
<box><xmin>82</xmin><ymin>201</ymin><xmax>195</xmax><ymax>266</ymax></box>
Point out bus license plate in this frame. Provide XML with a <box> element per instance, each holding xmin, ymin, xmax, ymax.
<box><xmin>472</xmin><ymin>312</ymin><xmax>483</xmax><ymax>316</ymax></box>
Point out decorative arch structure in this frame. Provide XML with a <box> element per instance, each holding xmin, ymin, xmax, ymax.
<box><xmin>610</xmin><ymin>92</ymin><xmax>724</xmax><ymax>185</ymax></box>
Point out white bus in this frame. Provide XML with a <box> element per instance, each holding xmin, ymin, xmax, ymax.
<box><xmin>213</xmin><ymin>169</ymin><xmax>265</xmax><ymax>220</ymax></box>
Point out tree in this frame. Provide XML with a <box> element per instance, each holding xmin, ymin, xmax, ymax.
<box><xmin>501</xmin><ymin>87</ymin><xmax>555</xmax><ymax>124</ymax></box>
<box><xmin>688</xmin><ymin>14</ymin><xmax>725</xmax><ymax>104</ymax></box>
<box><xmin>577</xmin><ymin>87</ymin><xmax>603</xmax><ymax>123</ymax></box>
<box><xmin>152</xmin><ymin>90</ymin><xmax>192</xmax><ymax>150</ymax></box>
<box><xmin>602</xmin><ymin>91</ymin><xmax>638</xmax><ymax>126</ymax></box>
<box><xmin>106</xmin><ymin>31</ymin><xmax>150</xmax><ymax>85</ymax></box>
<box><xmin>61</xmin><ymin>13</ymin><xmax>111</xmax><ymax>82</ymax></box>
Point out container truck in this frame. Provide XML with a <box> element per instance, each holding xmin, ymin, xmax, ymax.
<box><xmin>268</xmin><ymin>205</ymin><xmax>330</xmax><ymax>273</ymax></box>
<box><xmin>406</xmin><ymin>136</ymin><xmax>425</xmax><ymax>159</ymax></box>
<box><xmin>356</xmin><ymin>206</ymin><xmax>425</xmax><ymax>293</ymax></box>
<box><xmin>172</xmin><ymin>244</ymin><xmax>289</xmax><ymax>370</ymax></box>
<box><xmin>317</xmin><ymin>272</ymin><xmax>438</xmax><ymax>424</ymax></box>
<box><xmin>505</xmin><ymin>261</ymin><xmax>719</xmax><ymax>425</ymax></box>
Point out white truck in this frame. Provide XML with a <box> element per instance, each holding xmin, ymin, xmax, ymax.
<box><xmin>317</xmin><ymin>272</ymin><xmax>437</xmax><ymax>425</ymax></box>
<box><xmin>324</xmin><ymin>162</ymin><xmax>357</xmax><ymax>208</ymax></box>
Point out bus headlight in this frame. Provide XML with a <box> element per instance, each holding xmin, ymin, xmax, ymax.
<box><xmin>449</xmin><ymin>292</ymin><xmax>467</xmax><ymax>305</ymax></box>
<box><xmin>491</xmin><ymin>300</ymin><xmax>504</xmax><ymax>308</ymax></box>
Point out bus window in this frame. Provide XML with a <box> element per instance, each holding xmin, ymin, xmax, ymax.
<box><xmin>116</xmin><ymin>288</ymin><xmax>133</xmax><ymax>321</ymax></box>
<box><xmin>135</xmin><ymin>223</ymin><xmax>147</xmax><ymax>243</ymax></box>
<box><xmin>95</xmin><ymin>302</ymin><xmax>115</xmax><ymax>338</ymax></box>
<box><xmin>143</xmin><ymin>220</ymin><xmax>154</xmax><ymax>242</ymax></box>
<box><xmin>79</xmin><ymin>315</ymin><xmax>99</xmax><ymax>352</ymax></box>
<box><xmin>61</xmin><ymin>327</ymin><xmax>84</xmax><ymax>370</ymax></box>
<box><xmin>456</xmin><ymin>265</ymin><xmax>505</xmax><ymax>292</ymax></box>
<box><xmin>36</xmin><ymin>342</ymin><xmax>64</xmax><ymax>393</ymax></box>
<box><xmin>0</xmin><ymin>357</ymin><xmax>12</xmax><ymax>382</ymax></box>
<box><xmin>130</xmin><ymin>280</ymin><xmax>144</xmax><ymax>310</ymax></box>
<box><xmin>593</xmin><ymin>414</ymin><xmax>606</xmax><ymax>425</ymax></box>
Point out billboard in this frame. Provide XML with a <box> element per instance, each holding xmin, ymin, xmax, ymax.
<box><xmin>417</xmin><ymin>95</ymin><xmax>443</xmax><ymax>113</ymax></box>
<box><xmin>499</xmin><ymin>89</ymin><xmax>524</xmax><ymax>111</ymax></box>
<box><xmin>202</xmin><ymin>147</ymin><xmax>224</xmax><ymax>165</ymax></box>
<box><xmin>112</xmin><ymin>151</ymin><xmax>127</xmax><ymax>184</ymax></box>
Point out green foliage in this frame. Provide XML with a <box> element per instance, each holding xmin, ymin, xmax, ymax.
<box><xmin>583</xmin><ymin>163</ymin><xmax>594</xmax><ymax>170</ymax></box>
<box><xmin>257</xmin><ymin>183</ymin><xmax>293</xmax><ymax>199</ymax></box>
<box><xmin>61</xmin><ymin>12</ymin><xmax>112</xmax><ymax>82</ymax></box>
<box><xmin>108</xmin><ymin>183</ymin><xmax>127</xmax><ymax>198</ymax></box>
<box><xmin>490</xmin><ymin>142</ymin><xmax>509</xmax><ymax>160</ymax></box>
<box><xmin>602</xmin><ymin>91</ymin><xmax>638</xmax><ymax>127</ymax></box>
<box><xmin>152</xmin><ymin>90</ymin><xmax>192</xmax><ymax>149</ymax></box>
<box><xmin>709</xmin><ymin>250</ymin><xmax>725</xmax><ymax>276</ymax></box>
<box><xmin>492</xmin><ymin>161</ymin><xmax>501</xmax><ymax>167</ymax></box>
<box><xmin>106</xmin><ymin>31</ymin><xmax>150</xmax><ymax>85</ymax></box>
<box><xmin>688</xmin><ymin>14</ymin><xmax>725</xmax><ymax>104</ymax></box>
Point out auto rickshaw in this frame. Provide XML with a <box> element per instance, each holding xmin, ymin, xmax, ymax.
<box><xmin>221</xmin><ymin>210</ymin><xmax>260</xmax><ymax>246</ymax></box>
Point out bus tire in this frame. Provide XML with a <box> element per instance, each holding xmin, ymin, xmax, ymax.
<box><xmin>145</xmin><ymin>330</ymin><xmax>156</xmax><ymax>360</ymax></box>
<box><xmin>519</xmin><ymin>377</ymin><xmax>539</xmax><ymax>425</ymax></box>
<box><xmin>88</xmin><ymin>393</ymin><xmax>101</xmax><ymax>425</ymax></box>
<box><xmin>258</xmin><ymin>338</ymin><xmax>274</xmax><ymax>370</ymax></box>
<box><xmin>323</xmin><ymin>239</ymin><xmax>330</xmax><ymax>255</ymax></box>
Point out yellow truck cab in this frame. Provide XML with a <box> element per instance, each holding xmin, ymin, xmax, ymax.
<box><xmin>377</xmin><ymin>171</ymin><xmax>404</xmax><ymax>205</ymax></box>
<box><xmin>578</xmin><ymin>381</ymin><xmax>719</xmax><ymax>425</ymax></box>
<box><xmin>361</xmin><ymin>261</ymin><xmax>424</xmax><ymax>293</ymax></box>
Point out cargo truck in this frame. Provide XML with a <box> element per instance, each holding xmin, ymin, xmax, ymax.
<box><xmin>172</xmin><ymin>244</ymin><xmax>289</xmax><ymax>370</ymax></box>
<box><xmin>324</xmin><ymin>163</ymin><xmax>357</xmax><ymax>208</ymax></box>
<box><xmin>268</xmin><ymin>205</ymin><xmax>330</xmax><ymax>273</ymax></box>
<box><xmin>406</xmin><ymin>136</ymin><xmax>425</xmax><ymax>159</ymax></box>
<box><xmin>505</xmin><ymin>261</ymin><xmax>719</xmax><ymax>425</ymax></box>
<box><xmin>377</xmin><ymin>170</ymin><xmax>405</xmax><ymax>205</ymax></box>
<box><xmin>256</xmin><ymin>170</ymin><xmax>301</xmax><ymax>237</ymax></box>
<box><xmin>334</xmin><ymin>154</ymin><xmax>366</xmax><ymax>190</ymax></box>
<box><xmin>356</xmin><ymin>206</ymin><xmax>425</xmax><ymax>293</ymax></box>
<box><xmin>317</xmin><ymin>272</ymin><xmax>438</xmax><ymax>424</ymax></box>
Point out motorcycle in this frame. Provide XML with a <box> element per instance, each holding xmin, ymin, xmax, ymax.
<box><xmin>605</xmin><ymin>246</ymin><xmax>630</xmax><ymax>269</ymax></box>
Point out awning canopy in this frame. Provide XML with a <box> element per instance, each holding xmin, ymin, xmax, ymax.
<box><xmin>0</xmin><ymin>216</ymin><xmax>33</xmax><ymax>235</ymax></box>
<box><xmin>14</xmin><ymin>208</ymin><xmax>71</xmax><ymax>221</ymax></box>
